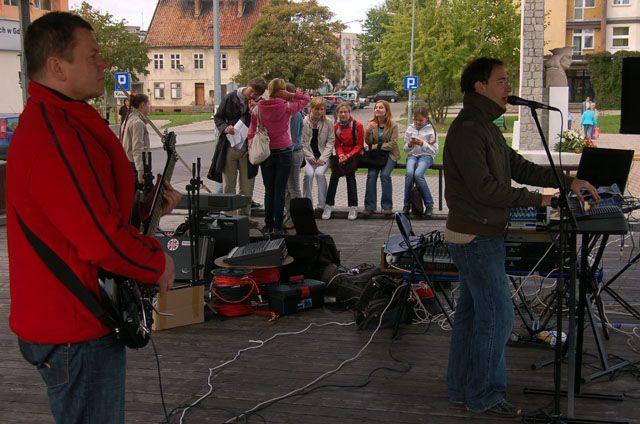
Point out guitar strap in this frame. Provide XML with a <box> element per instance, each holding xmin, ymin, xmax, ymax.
<box><xmin>13</xmin><ymin>209</ymin><xmax>117</xmax><ymax>330</ymax></box>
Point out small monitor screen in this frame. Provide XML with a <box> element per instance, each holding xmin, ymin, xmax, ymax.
<box><xmin>576</xmin><ymin>147</ymin><xmax>634</xmax><ymax>192</ymax></box>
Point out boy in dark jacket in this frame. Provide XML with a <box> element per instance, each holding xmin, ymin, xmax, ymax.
<box><xmin>443</xmin><ymin>57</ymin><xmax>598</xmax><ymax>417</ymax></box>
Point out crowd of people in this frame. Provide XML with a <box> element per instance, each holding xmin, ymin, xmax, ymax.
<box><xmin>202</xmin><ymin>78</ymin><xmax>439</xmax><ymax>233</ymax></box>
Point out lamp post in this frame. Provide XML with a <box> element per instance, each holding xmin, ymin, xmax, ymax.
<box><xmin>213</xmin><ymin>0</ymin><xmax>221</xmax><ymax>111</ymax></box>
<box><xmin>407</xmin><ymin>0</ymin><xmax>416</xmax><ymax>122</ymax></box>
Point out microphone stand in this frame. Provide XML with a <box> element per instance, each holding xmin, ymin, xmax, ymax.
<box><xmin>523</xmin><ymin>108</ymin><xmax>623</xmax><ymax>424</ymax></box>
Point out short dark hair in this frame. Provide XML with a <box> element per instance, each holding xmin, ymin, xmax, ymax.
<box><xmin>130</xmin><ymin>94</ymin><xmax>149</xmax><ymax>109</ymax></box>
<box><xmin>247</xmin><ymin>77</ymin><xmax>267</xmax><ymax>96</ymax></box>
<box><xmin>413</xmin><ymin>106</ymin><xmax>429</xmax><ymax>119</ymax></box>
<box><xmin>25</xmin><ymin>12</ymin><xmax>94</xmax><ymax>79</ymax></box>
<box><xmin>285</xmin><ymin>82</ymin><xmax>296</xmax><ymax>93</ymax></box>
<box><xmin>460</xmin><ymin>57</ymin><xmax>504</xmax><ymax>94</ymax></box>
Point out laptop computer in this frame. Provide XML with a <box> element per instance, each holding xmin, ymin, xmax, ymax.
<box><xmin>576</xmin><ymin>147</ymin><xmax>634</xmax><ymax>193</ymax></box>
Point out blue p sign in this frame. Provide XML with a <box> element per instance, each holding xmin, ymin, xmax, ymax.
<box><xmin>114</xmin><ymin>72</ymin><xmax>131</xmax><ymax>91</ymax></box>
<box><xmin>403</xmin><ymin>76</ymin><xmax>419</xmax><ymax>91</ymax></box>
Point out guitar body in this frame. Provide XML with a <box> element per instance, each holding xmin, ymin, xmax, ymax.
<box><xmin>100</xmin><ymin>132</ymin><xmax>177</xmax><ymax>349</ymax></box>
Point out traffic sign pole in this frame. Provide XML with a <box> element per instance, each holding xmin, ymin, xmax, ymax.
<box><xmin>408</xmin><ymin>0</ymin><xmax>416</xmax><ymax>122</ymax></box>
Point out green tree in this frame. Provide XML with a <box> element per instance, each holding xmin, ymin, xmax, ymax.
<box><xmin>373</xmin><ymin>0</ymin><xmax>520</xmax><ymax>122</ymax></box>
<box><xmin>586</xmin><ymin>50</ymin><xmax>640</xmax><ymax>109</ymax></box>
<box><xmin>236</xmin><ymin>0</ymin><xmax>345</xmax><ymax>89</ymax></box>
<box><xmin>73</xmin><ymin>1</ymin><xmax>149</xmax><ymax>93</ymax></box>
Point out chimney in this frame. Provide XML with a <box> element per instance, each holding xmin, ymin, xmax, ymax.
<box><xmin>194</xmin><ymin>0</ymin><xmax>202</xmax><ymax>18</ymax></box>
<box><xmin>237</xmin><ymin>0</ymin><xmax>246</xmax><ymax>18</ymax></box>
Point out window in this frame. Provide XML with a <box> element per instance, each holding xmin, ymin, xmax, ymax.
<box><xmin>3</xmin><ymin>0</ymin><xmax>19</xmax><ymax>5</ymax></box>
<box><xmin>154</xmin><ymin>83</ymin><xmax>165</xmax><ymax>99</ymax></box>
<box><xmin>613</xmin><ymin>0</ymin><xmax>630</xmax><ymax>5</ymax></box>
<box><xmin>221</xmin><ymin>53</ymin><xmax>228</xmax><ymax>70</ymax></box>
<box><xmin>171</xmin><ymin>82</ymin><xmax>182</xmax><ymax>99</ymax></box>
<box><xmin>573</xmin><ymin>29</ymin><xmax>594</xmax><ymax>54</ymax></box>
<box><xmin>574</xmin><ymin>0</ymin><xmax>595</xmax><ymax>20</ymax></box>
<box><xmin>153</xmin><ymin>54</ymin><xmax>164</xmax><ymax>70</ymax></box>
<box><xmin>170</xmin><ymin>54</ymin><xmax>181</xmax><ymax>69</ymax></box>
<box><xmin>612</xmin><ymin>27</ymin><xmax>630</xmax><ymax>48</ymax></box>
<box><xmin>194</xmin><ymin>53</ymin><xmax>204</xmax><ymax>69</ymax></box>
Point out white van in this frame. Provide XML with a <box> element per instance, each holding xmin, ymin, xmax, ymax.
<box><xmin>335</xmin><ymin>90</ymin><xmax>365</xmax><ymax>109</ymax></box>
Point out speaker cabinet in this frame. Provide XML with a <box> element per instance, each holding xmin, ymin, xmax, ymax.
<box><xmin>621</xmin><ymin>57</ymin><xmax>640</xmax><ymax>135</ymax></box>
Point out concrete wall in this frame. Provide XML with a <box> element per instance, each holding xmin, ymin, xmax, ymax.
<box><xmin>0</xmin><ymin>51</ymin><xmax>22</xmax><ymax>113</ymax></box>
<box><xmin>142</xmin><ymin>47</ymin><xmax>241</xmax><ymax>111</ymax></box>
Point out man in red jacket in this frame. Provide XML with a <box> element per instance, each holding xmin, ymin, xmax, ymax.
<box><xmin>6</xmin><ymin>12</ymin><xmax>179</xmax><ymax>423</ymax></box>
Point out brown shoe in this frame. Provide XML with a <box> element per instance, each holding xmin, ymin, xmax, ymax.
<box><xmin>248</xmin><ymin>219</ymin><xmax>260</xmax><ymax>228</ymax></box>
<box><xmin>382</xmin><ymin>208</ymin><xmax>393</xmax><ymax>215</ymax></box>
<box><xmin>283</xmin><ymin>222</ymin><xmax>295</xmax><ymax>230</ymax></box>
<box><xmin>361</xmin><ymin>209</ymin><xmax>373</xmax><ymax>217</ymax></box>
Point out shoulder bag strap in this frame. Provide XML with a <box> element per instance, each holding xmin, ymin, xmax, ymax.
<box><xmin>14</xmin><ymin>209</ymin><xmax>116</xmax><ymax>329</ymax></box>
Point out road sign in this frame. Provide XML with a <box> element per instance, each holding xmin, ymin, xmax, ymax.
<box><xmin>114</xmin><ymin>90</ymin><xmax>128</xmax><ymax>99</ymax></box>
<box><xmin>114</xmin><ymin>72</ymin><xmax>131</xmax><ymax>91</ymax></box>
<box><xmin>403</xmin><ymin>75</ymin><xmax>418</xmax><ymax>91</ymax></box>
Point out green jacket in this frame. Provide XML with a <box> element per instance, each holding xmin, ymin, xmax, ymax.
<box><xmin>444</xmin><ymin>92</ymin><xmax>573</xmax><ymax>235</ymax></box>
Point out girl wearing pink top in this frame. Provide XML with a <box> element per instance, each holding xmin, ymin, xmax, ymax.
<box><xmin>247</xmin><ymin>78</ymin><xmax>310</xmax><ymax>233</ymax></box>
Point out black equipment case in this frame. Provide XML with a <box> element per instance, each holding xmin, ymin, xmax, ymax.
<box><xmin>268</xmin><ymin>279</ymin><xmax>326</xmax><ymax>315</ymax></box>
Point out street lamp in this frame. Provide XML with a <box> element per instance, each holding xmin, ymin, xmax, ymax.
<box><xmin>408</xmin><ymin>0</ymin><xmax>416</xmax><ymax>121</ymax></box>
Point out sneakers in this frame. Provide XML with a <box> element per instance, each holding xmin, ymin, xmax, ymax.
<box><xmin>480</xmin><ymin>400</ymin><xmax>522</xmax><ymax>418</ymax></box>
<box><xmin>322</xmin><ymin>205</ymin><xmax>333</xmax><ymax>220</ymax></box>
<box><xmin>348</xmin><ymin>207</ymin><xmax>357</xmax><ymax>220</ymax></box>
<box><xmin>424</xmin><ymin>205</ymin><xmax>434</xmax><ymax>217</ymax></box>
<box><xmin>402</xmin><ymin>205</ymin><xmax>411</xmax><ymax>215</ymax></box>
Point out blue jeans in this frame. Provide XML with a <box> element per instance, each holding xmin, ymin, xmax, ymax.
<box><xmin>260</xmin><ymin>148</ymin><xmax>292</xmax><ymax>230</ymax></box>
<box><xmin>365</xmin><ymin>157</ymin><xmax>396</xmax><ymax>211</ymax></box>
<box><xmin>583</xmin><ymin>124</ymin><xmax>594</xmax><ymax>139</ymax></box>
<box><xmin>18</xmin><ymin>334</ymin><xmax>126</xmax><ymax>423</ymax></box>
<box><xmin>403</xmin><ymin>155</ymin><xmax>434</xmax><ymax>207</ymax></box>
<box><xmin>446</xmin><ymin>235</ymin><xmax>513</xmax><ymax>412</ymax></box>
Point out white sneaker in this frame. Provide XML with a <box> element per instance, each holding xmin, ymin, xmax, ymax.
<box><xmin>348</xmin><ymin>206</ymin><xmax>357</xmax><ymax>220</ymax></box>
<box><xmin>322</xmin><ymin>205</ymin><xmax>333</xmax><ymax>220</ymax></box>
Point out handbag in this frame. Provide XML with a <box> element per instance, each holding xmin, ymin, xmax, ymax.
<box><xmin>359</xmin><ymin>127</ymin><xmax>389</xmax><ymax>169</ymax></box>
<box><xmin>249</xmin><ymin>107</ymin><xmax>271</xmax><ymax>165</ymax></box>
<box><xmin>593</xmin><ymin>126</ymin><xmax>600</xmax><ymax>139</ymax></box>
<box><xmin>330</xmin><ymin>121</ymin><xmax>359</xmax><ymax>176</ymax></box>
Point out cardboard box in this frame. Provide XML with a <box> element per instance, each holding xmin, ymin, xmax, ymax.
<box><xmin>152</xmin><ymin>285</ymin><xmax>204</xmax><ymax>331</ymax></box>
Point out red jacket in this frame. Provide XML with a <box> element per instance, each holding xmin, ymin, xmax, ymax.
<box><xmin>7</xmin><ymin>82</ymin><xmax>165</xmax><ymax>344</ymax></box>
<box><xmin>333</xmin><ymin>118</ymin><xmax>364</xmax><ymax>159</ymax></box>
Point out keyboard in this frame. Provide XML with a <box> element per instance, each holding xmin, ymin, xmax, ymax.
<box><xmin>225</xmin><ymin>238</ymin><xmax>287</xmax><ymax>266</ymax></box>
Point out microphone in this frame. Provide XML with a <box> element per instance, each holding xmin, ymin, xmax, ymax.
<box><xmin>506</xmin><ymin>95</ymin><xmax>560</xmax><ymax>112</ymax></box>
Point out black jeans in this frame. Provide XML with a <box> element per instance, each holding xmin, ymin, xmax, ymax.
<box><xmin>260</xmin><ymin>148</ymin><xmax>292</xmax><ymax>230</ymax></box>
<box><xmin>325</xmin><ymin>171</ymin><xmax>358</xmax><ymax>207</ymax></box>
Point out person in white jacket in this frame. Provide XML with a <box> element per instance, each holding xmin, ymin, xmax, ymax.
<box><xmin>403</xmin><ymin>106</ymin><xmax>437</xmax><ymax>216</ymax></box>
<box><xmin>301</xmin><ymin>97</ymin><xmax>335</xmax><ymax>210</ymax></box>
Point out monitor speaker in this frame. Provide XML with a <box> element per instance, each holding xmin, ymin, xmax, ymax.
<box><xmin>621</xmin><ymin>57</ymin><xmax>640</xmax><ymax>135</ymax></box>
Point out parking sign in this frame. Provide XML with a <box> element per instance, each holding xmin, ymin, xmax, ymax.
<box><xmin>114</xmin><ymin>72</ymin><xmax>131</xmax><ymax>91</ymax></box>
<box><xmin>403</xmin><ymin>75</ymin><xmax>418</xmax><ymax>91</ymax></box>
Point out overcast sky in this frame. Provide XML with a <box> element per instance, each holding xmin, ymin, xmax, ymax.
<box><xmin>69</xmin><ymin>0</ymin><xmax>384</xmax><ymax>33</ymax></box>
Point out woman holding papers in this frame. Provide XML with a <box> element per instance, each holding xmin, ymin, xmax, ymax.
<box><xmin>213</xmin><ymin>77</ymin><xmax>267</xmax><ymax>223</ymax></box>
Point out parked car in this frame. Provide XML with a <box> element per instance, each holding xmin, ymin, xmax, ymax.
<box><xmin>335</xmin><ymin>90</ymin><xmax>365</xmax><ymax>109</ymax></box>
<box><xmin>322</xmin><ymin>95</ymin><xmax>346</xmax><ymax>118</ymax></box>
<box><xmin>0</xmin><ymin>114</ymin><xmax>19</xmax><ymax>161</ymax></box>
<box><xmin>372</xmin><ymin>90</ymin><xmax>399</xmax><ymax>103</ymax></box>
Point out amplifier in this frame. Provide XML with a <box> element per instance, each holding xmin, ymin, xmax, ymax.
<box><xmin>504</xmin><ymin>230</ymin><xmax>562</xmax><ymax>273</ymax></box>
<box><xmin>155</xmin><ymin>233</ymin><xmax>215</xmax><ymax>282</ymax></box>
<box><xmin>176</xmin><ymin>193</ymin><xmax>250</xmax><ymax>212</ymax></box>
<box><xmin>199</xmin><ymin>214</ymin><xmax>249</xmax><ymax>259</ymax></box>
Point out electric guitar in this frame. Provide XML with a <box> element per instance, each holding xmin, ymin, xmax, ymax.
<box><xmin>99</xmin><ymin>131</ymin><xmax>177</xmax><ymax>348</ymax></box>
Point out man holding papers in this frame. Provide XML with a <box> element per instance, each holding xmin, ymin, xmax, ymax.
<box><xmin>214</xmin><ymin>77</ymin><xmax>267</xmax><ymax>223</ymax></box>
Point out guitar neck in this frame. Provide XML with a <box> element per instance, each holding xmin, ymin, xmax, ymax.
<box><xmin>143</xmin><ymin>132</ymin><xmax>177</xmax><ymax>236</ymax></box>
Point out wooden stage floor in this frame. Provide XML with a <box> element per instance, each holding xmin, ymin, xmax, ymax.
<box><xmin>1</xmin><ymin>218</ymin><xmax>639</xmax><ymax>423</ymax></box>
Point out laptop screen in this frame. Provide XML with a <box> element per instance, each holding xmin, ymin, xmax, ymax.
<box><xmin>576</xmin><ymin>147</ymin><xmax>634</xmax><ymax>192</ymax></box>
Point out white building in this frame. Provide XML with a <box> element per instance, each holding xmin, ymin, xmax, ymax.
<box><xmin>339</xmin><ymin>32</ymin><xmax>362</xmax><ymax>90</ymax></box>
<box><xmin>605</xmin><ymin>0</ymin><xmax>640</xmax><ymax>52</ymax></box>
<box><xmin>0</xmin><ymin>0</ymin><xmax>69</xmax><ymax>114</ymax></box>
<box><xmin>142</xmin><ymin>0</ymin><xmax>266</xmax><ymax>112</ymax></box>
